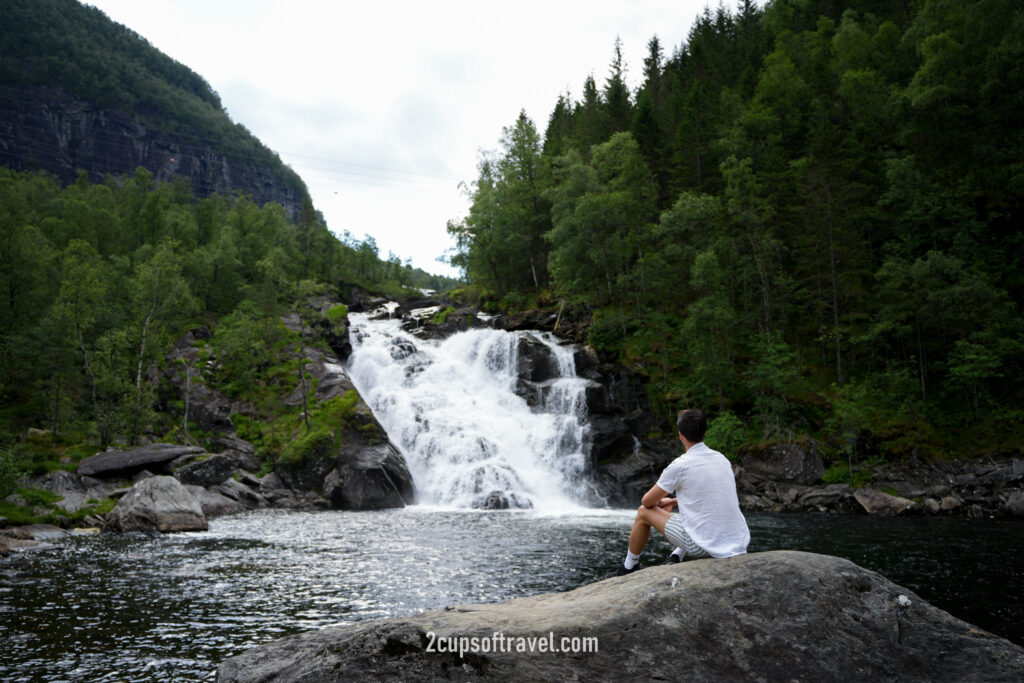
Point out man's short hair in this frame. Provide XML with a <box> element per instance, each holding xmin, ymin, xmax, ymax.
<box><xmin>676</xmin><ymin>409</ymin><xmax>707</xmax><ymax>443</ymax></box>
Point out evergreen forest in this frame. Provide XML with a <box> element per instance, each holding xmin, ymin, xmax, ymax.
<box><xmin>447</xmin><ymin>0</ymin><xmax>1024</xmax><ymax>461</ymax></box>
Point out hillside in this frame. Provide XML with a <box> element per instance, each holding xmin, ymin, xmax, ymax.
<box><xmin>449</xmin><ymin>0</ymin><xmax>1024</xmax><ymax>463</ymax></box>
<box><xmin>0</xmin><ymin>0</ymin><xmax>308</xmax><ymax>214</ymax></box>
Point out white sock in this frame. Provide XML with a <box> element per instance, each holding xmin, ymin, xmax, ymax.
<box><xmin>670</xmin><ymin>547</ymin><xmax>683</xmax><ymax>558</ymax></box>
<box><xmin>624</xmin><ymin>550</ymin><xmax>640</xmax><ymax>569</ymax></box>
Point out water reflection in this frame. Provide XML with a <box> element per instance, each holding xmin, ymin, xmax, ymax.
<box><xmin>0</xmin><ymin>508</ymin><xmax>1020</xmax><ymax>681</ymax></box>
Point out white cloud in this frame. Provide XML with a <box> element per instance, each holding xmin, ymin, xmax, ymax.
<box><xmin>85</xmin><ymin>0</ymin><xmax>714</xmax><ymax>276</ymax></box>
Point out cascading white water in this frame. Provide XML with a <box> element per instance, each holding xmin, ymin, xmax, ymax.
<box><xmin>346</xmin><ymin>311</ymin><xmax>590</xmax><ymax>511</ymax></box>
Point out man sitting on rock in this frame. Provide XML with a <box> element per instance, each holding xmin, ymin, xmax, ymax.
<box><xmin>616</xmin><ymin>408</ymin><xmax>750</xmax><ymax>575</ymax></box>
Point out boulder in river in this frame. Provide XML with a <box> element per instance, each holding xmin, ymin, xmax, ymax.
<box><xmin>324</xmin><ymin>443</ymin><xmax>414</xmax><ymax>510</ymax></box>
<box><xmin>854</xmin><ymin>487</ymin><xmax>917</xmax><ymax>515</ymax></box>
<box><xmin>215</xmin><ymin>550</ymin><xmax>1024</xmax><ymax>682</ymax></box>
<box><xmin>106</xmin><ymin>476</ymin><xmax>207</xmax><ymax>532</ymax></box>
<box><xmin>78</xmin><ymin>443</ymin><xmax>204</xmax><ymax>478</ymax></box>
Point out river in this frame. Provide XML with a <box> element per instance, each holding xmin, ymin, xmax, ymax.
<box><xmin>2</xmin><ymin>507</ymin><xmax>1021</xmax><ymax>681</ymax></box>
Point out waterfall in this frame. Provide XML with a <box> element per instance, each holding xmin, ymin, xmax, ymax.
<box><xmin>346</xmin><ymin>311</ymin><xmax>590</xmax><ymax>510</ymax></box>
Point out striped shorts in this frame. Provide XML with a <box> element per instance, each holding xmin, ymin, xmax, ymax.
<box><xmin>664</xmin><ymin>515</ymin><xmax>711</xmax><ymax>559</ymax></box>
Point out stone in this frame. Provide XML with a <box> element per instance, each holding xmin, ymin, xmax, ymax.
<box><xmin>77</xmin><ymin>444</ymin><xmax>204</xmax><ymax>478</ymax></box>
<box><xmin>324</xmin><ymin>443</ymin><xmax>414</xmax><ymax>510</ymax></box>
<box><xmin>853</xmin><ymin>487</ymin><xmax>916</xmax><ymax>515</ymax></box>
<box><xmin>216</xmin><ymin>551</ymin><xmax>1024</xmax><ymax>682</ymax></box>
<box><xmin>184</xmin><ymin>485</ymin><xmax>245</xmax><ymax>517</ymax></box>
<box><xmin>739</xmin><ymin>440</ymin><xmax>825</xmax><ymax>485</ymax></box>
<box><xmin>210</xmin><ymin>434</ymin><xmax>262</xmax><ymax>473</ymax></box>
<box><xmin>174</xmin><ymin>454</ymin><xmax>236</xmax><ymax>487</ymax></box>
<box><xmin>588</xmin><ymin>414</ymin><xmax>636</xmax><ymax>465</ymax></box>
<box><xmin>212</xmin><ymin>477</ymin><xmax>267</xmax><ymax>509</ymax></box>
<box><xmin>594</xmin><ymin>439</ymin><xmax>677</xmax><ymax>507</ymax></box>
<box><xmin>940</xmin><ymin>495</ymin><xmax>963</xmax><ymax>512</ymax></box>
<box><xmin>797</xmin><ymin>483</ymin><xmax>854</xmax><ymax>510</ymax></box>
<box><xmin>1002</xmin><ymin>491</ymin><xmax>1024</xmax><ymax>517</ymax></box>
<box><xmin>924</xmin><ymin>498</ymin><xmax>941</xmax><ymax>514</ymax></box>
<box><xmin>28</xmin><ymin>470</ymin><xmax>89</xmax><ymax>514</ymax></box>
<box><xmin>106</xmin><ymin>476</ymin><xmax>207</xmax><ymax>532</ymax></box>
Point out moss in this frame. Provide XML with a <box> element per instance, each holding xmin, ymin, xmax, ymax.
<box><xmin>325</xmin><ymin>304</ymin><xmax>348</xmax><ymax>324</ymax></box>
<box><xmin>0</xmin><ymin>500</ymin><xmax>48</xmax><ymax>525</ymax></box>
<box><xmin>432</xmin><ymin>307</ymin><xmax>455</xmax><ymax>324</ymax></box>
<box><xmin>279</xmin><ymin>426</ymin><xmax>335</xmax><ymax>465</ymax></box>
<box><xmin>18</xmin><ymin>487</ymin><xmax>63</xmax><ymax>507</ymax></box>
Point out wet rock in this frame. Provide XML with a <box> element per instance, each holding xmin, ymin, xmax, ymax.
<box><xmin>515</xmin><ymin>336</ymin><xmax>560</xmax><ymax>383</ymax></box>
<box><xmin>106</xmin><ymin>476</ymin><xmax>207</xmax><ymax>532</ymax></box>
<box><xmin>471</xmin><ymin>491</ymin><xmax>532</xmax><ymax>510</ymax></box>
<box><xmin>216</xmin><ymin>551</ymin><xmax>1024</xmax><ymax>682</ymax></box>
<box><xmin>263</xmin><ymin>489</ymin><xmax>329</xmax><ymax>509</ymax></box>
<box><xmin>798</xmin><ymin>484</ymin><xmax>856</xmax><ymax>512</ymax></box>
<box><xmin>184</xmin><ymin>485</ymin><xmax>245</xmax><ymax>517</ymax></box>
<box><xmin>78</xmin><ymin>444</ymin><xmax>204</xmax><ymax>478</ymax></box>
<box><xmin>593</xmin><ymin>439</ymin><xmax>678</xmax><ymax>507</ymax></box>
<box><xmin>1002</xmin><ymin>491</ymin><xmax>1024</xmax><ymax>517</ymax></box>
<box><xmin>211</xmin><ymin>478</ymin><xmax>267</xmax><ymax>510</ymax></box>
<box><xmin>588</xmin><ymin>414</ymin><xmax>636</xmax><ymax>466</ymax></box>
<box><xmin>853</xmin><ymin>487</ymin><xmax>916</xmax><ymax>515</ymax></box>
<box><xmin>924</xmin><ymin>498</ymin><xmax>941</xmax><ymax>514</ymax></box>
<box><xmin>739</xmin><ymin>440</ymin><xmax>825</xmax><ymax>485</ymax></box>
<box><xmin>174</xmin><ymin>454</ymin><xmax>236</xmax><ymax>487</ymax></box>
<box><xmin>324</xmin><ymin>443</ymin><xmax>414</xmax><ymax>511</ymax></box>
<box><xmin>940</xmin><ymin>495</ymin><xmax>963</xmax><ymax>512</ymax></box>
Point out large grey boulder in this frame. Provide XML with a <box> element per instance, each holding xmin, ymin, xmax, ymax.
<box><xmin>106</xmin><ymin>476</ymin><xmax>207</xmax><ymax>532</ymax></box>
<box><xmin>854</xmin><ymin>487</ymin><xmax>917</xmax><ymax>515</ymax></box>
<box><xmin>78</xmin><ymin>444</ymin><xmax>204</xmax><ymax>478</ymax></box>
<box><xmin>215</xmin><ymin>551</ymin><xmax>1023</xmax><ymax>682</ymax></box>
<box><xmin>739</xmin><ymin>440</ymin><xmax>825</xmax><ymax>485</ymax></box>
<box><xmin>174</xmin><ymin>454</ymin><xmax>236</xmax><ymax>487</ymax></box>
<box><xmin>324</xmin><ymin>443</ymin><xmax>414</xmax><ymax>510</ymax></box>
<box><xmin>184</xmin><ymin>484</ymin><xmax>245</xmax><ymax>517</ymax></box>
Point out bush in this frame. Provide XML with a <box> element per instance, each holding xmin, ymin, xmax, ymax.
<box><xmin>325</xmin><ymin>304</ymin><xmax>348</xmax><ymax>324</ymax></box>
<box><xmin>432</xmin><ymin>307</ymin><xmax>455</xmax><ymax>324</ymax></box>
<box><xmin>706</xmin><ymin>411</ymin><xmax>748</xmax><ymax>459</ymax></box>
<box><xmin>279</xmin><ymin>426</ymin><xmax>335</xmax><ymax>465</ymax></box>
<box><xmin>0</xmin><ymin>449</ymin><xmax>24</xmax><ymax>498</ymax></box>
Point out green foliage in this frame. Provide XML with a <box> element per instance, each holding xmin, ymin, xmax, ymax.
<box><xmin>432</xmin><ymin>307</ymin><xmax>455</xmax><ymax>324</ymax></box>
<box><xmin>705</xmin><ymin>411</ymin><xmax>749</xmax><ymax>459</ymax></box>
<box><xmin>822</xmin><ymin>461</ymin><xmax>874</xmax><ymax>488</ymax></box>
<box><xmin>325</xmin><ymin>304</ymin><xmax>348</xmax><ymax>324</ymax></box>
<box><xmin>0</xmin><ymin>449</ymin><xmax>24</xmax><ymax>498</ymax></box>
<box><xmin>17</xmin><ymin>487</ymin><xmax>62</xmax><ymax>507</ymax></box>
<box><xmin>279</xmin><ymin>426</ymin><xmax>335</xmax><ymax>465</ymax></box>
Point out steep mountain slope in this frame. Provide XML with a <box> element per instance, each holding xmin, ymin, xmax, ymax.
<box><xmin>0</xmin><ymin>0</ymin><xmax>308</xmax><ymax>215</ymax></box>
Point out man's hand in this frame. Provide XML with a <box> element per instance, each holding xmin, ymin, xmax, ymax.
<box><xmin>658</xmin><ymin>497</ymin><xmax>677</xmax><ymax>511</ymax></box>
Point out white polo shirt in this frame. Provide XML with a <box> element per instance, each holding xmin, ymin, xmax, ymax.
<box><xmin>655</xmin><ymin>442</ymin><xmax>750</xmax><ymax>558</ymax></box>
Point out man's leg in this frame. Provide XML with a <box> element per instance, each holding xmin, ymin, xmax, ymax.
<box><xmin>618</xmin><ymin>505</ymin><xmax>673</xmax><ymax>574</ymax></box>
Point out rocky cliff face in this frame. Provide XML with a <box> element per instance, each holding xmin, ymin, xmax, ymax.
<box><xmin>0</xmin><ymin>86</ymin><xmax>306</xmax><ymax>216</ymax></box>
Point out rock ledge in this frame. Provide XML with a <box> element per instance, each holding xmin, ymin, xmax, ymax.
<box><xmin>216</xmin><ymin>550</ymin><xmax>1023</xmax><ymax>682</ymax></box>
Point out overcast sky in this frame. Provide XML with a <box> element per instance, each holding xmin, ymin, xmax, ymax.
<box><xmin>86</xmin><ymin>0</ymin><xmax>715</xmax><ymax>277</ymax></box>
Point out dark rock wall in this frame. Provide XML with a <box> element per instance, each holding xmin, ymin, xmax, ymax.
<box><xmin>0</xmin><ymin>86</ymin><xmax>306</xmax><ymax>216</ymax></box>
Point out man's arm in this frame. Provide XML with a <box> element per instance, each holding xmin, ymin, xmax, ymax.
<box><xmin>641</xmin><ymin>484</ymin><xmax>672</xmax><ymax>508</ymax></box>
